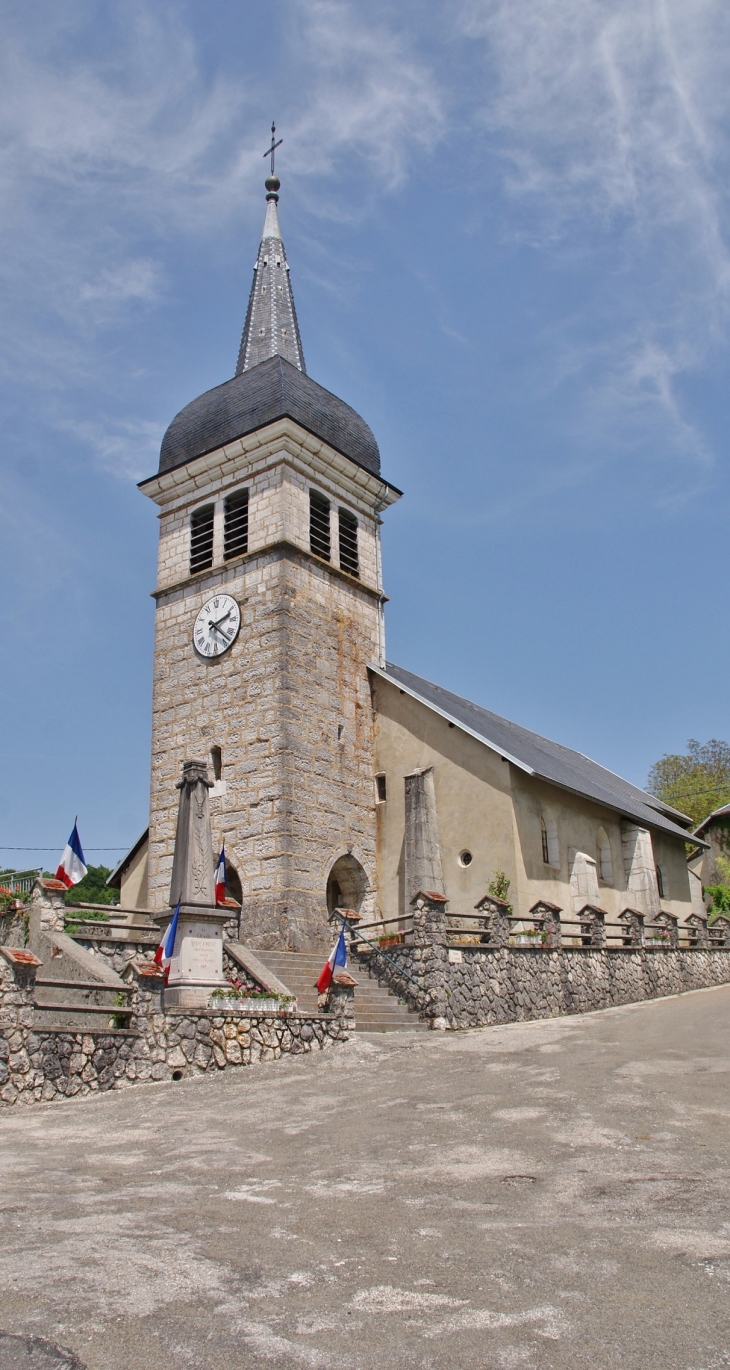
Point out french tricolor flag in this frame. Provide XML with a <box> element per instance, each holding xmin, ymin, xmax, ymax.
<box><xmin>214</xmin><ymin>846</ymin><xmax>226</xmax><ymax>905</ymax></box>
<box><xmin>316</xmin><ymin>925</ymin><xmax>347</xmax><ymax>994</ymax></box>
<box><xmin>55</xmin><ymin>821</ymin><xmax>87</xmax><ymax>890</ymax></box>
<box><xmin>154</xmin><ymin>900</ymin><xmax>181</xmax><ymax>982</ymax></box>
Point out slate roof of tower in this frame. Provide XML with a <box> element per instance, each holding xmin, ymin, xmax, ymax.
<box><xmin>373</xmin><ymin>662</ymin><xmax>698</xmax><ymax>843</ymax></box>
<box><xmin>159</xmin><ymin>355</ymin><xmax>382</xmax><ymax>477</ymax></box>
<box><xmin>157</xmin><ymin>187</ymin><xmax>382</xmax><ymax>479</ymax></box>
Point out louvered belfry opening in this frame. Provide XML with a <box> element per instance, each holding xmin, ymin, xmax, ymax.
<box><xmin>309</xmin><ymin>489</ymin><xmax>331</xmax><ymax>561</ymax></box>
<box><xmin>338</xmin><ymin>508</ymin><xmax>359</xmax><ymax>577</ymax></box>
<box><xmin>190</xmin><ymin>503</ymin><xmax>214</xmax><ymax>573</ymax></box>
<box><xmin>224</xmin><ymin>488</ymin><xmax>249</xmax><ymax>561</ymax></box>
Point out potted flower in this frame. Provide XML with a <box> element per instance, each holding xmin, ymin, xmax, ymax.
<box><xmin>208</xmin><ymin>987</ymin><xmax>297</xmax><ymax>1014</ymax></box>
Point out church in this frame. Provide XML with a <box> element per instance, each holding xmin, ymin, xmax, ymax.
<box><xmin>111</xmin><ymin>163</ymin><xmax>703</xmax><ymax>950</ymax></box>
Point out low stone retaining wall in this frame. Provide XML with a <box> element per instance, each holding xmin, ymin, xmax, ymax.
<box><xmin>0</xmin><ymin>949</ymin><xmax>349</xmax><ymax>1107</ymax></box>
<box><xmin>359</xmin><ymin>928</ymin><xmax>730</xmax><ymax>1029</ymax></box>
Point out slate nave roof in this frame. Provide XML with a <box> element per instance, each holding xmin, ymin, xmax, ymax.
<box><xmin>372</xmin><ymin>662</ymin><xmax>697</xmax><ymax>844</ymax></box>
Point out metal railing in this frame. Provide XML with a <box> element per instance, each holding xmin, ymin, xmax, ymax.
<box><xmin>334</xmin><ymin>912</ymin><xmax>422</xmax><ymax>992</ymax></box>
<box><xmin>340</xmin><ymin>908</ymin><xmax>720</xmax><ymax>955</ymax></box>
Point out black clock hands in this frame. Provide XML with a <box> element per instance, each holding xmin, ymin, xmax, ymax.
<box><xmin>208</xmin><ymin>609</ymin><xmax>232</xmax><ymax>637</ymax></box>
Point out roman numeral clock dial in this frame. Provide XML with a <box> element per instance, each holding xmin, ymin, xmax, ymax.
<box><xmin>193</xmin><ymin>594</ymin><xmax>241</xmax><ymax>658</ymax></box>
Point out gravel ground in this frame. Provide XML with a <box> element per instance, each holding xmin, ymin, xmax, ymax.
<box><xmin>1</xmin><ymin>985</ymin><xmax>729</xmax><ymax>1370</ymax></box>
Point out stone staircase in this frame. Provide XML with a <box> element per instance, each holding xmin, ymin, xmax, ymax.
<box><xmin>33</xmin><ymin>975</ymin><xmax>132</xmax><ymax>1031</ymax></box>
<box><xmin>250</xmin><ymin>949</ymin><xmax>425</xmax><ymax>1033</ymax></box>
<box><xmin>30</xmin><ymin>927</ymin><xmax>134</xmax><ymax>1031</ymax></box>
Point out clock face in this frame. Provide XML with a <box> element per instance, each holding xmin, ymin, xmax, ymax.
<box><xmin>193</xmin><ymin>594</ymin><xmax>241</xmax><ymax>659</ymax></box>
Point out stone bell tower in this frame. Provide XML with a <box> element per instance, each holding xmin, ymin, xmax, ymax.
<box><xmin>139</xmin><ymin>157</ymin><xmax>401</xmax><ymax>950</ymax></box>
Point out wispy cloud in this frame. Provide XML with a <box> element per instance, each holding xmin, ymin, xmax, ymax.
<box><xmin>0</xmin><ymin>0</ymin><xmax>444</xmax><ymax>473</ymax></box>
<box><xmin>61</xmin><ymin>416</ymin><xmax>164</xmax><ymax>482</ymax></box>
<box><xmin>283</xmin><ymin>0</ymin><xmax>444</xmax><ymax>195</ymax></box>
<box><xmin>459</xmin><ymin>0</ymin><xmax>730</xmax><ymax>476</ymax></box>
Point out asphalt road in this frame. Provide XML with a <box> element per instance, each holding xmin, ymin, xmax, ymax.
<box><xmin>1</xmin><ymin>986</ymin><xmax>730</xmax><ymax>1370</ymax></box>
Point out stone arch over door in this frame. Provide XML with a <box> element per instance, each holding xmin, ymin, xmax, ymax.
<box><xmin>226</xmin><ymin>862</ymin><xmax>243</xmax><ymax>906</ymax></box>
<box><xmin>327</xmin><ymin>854</ymin><xmax>368</xmax><ymax>915</ymax></box>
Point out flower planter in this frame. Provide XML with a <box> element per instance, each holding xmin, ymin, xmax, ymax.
<box><xmin>208</xmin><ymin>996</ymin><xmax>296</xmax><ymax>1014</ymax></box>
<box><xmin>377</xmin><ymin>935</ymin><xmax>404</xmax><ymax>949</ymax></box>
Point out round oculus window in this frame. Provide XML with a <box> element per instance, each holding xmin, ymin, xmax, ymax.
<box><xmin>459</xmin><ymin>850</ymin><xmax>473</xmax><ymax>868</ymax></box>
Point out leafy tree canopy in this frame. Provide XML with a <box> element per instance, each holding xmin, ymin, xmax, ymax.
<box><xmin>64</xmin><ymin>864</ymin><xmax>118</xmax><ymax>908</ymax></box>
<box><xmin>646</xmin><ymin>738</ymin><xmax>730</xmax><ymax>829</ymax></box>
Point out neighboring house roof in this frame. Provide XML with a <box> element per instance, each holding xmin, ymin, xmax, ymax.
<box><xmin>372</xmin><ymin>662</ymin><xmax>700</xmax><ymax>845</ymax></box>
<box><xmin>106</xmin><ymin>828</ymin><xmax>149</xmax><ymax>889</ymax></box>
<box><xmin>693</xmin><ymin>803</ymin><xmax>730</xmax><ymax>838</ymax></box>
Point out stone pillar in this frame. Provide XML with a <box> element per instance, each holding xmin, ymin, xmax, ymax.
<box><xmin>404</xmin><ymin>768</ymin><xmax>444</xmax><ymax>908</ymax></box>
<box><xmin>621</xmin><ymin>825</ymin><xmax>660</xmax><ymax>919</ymax></box>
<box><xmin>155</xmin><ymin>760</ymin><xmax>230</xmax><ymax>1010</ymax></box>
<box><xmin>410</xmin><ymin>890</ymin><xmax>449</xmax><ymax>1029</ymax></box>
<box><xmin>652</xmin><ymin>912</ymin><xmax>678</xmax><ymax>949</ymax></box>
<box><xmin>577</xmin><ymin>904</ymin><xmax>606</xmax><ymax>948</ymax></box>
<box><xmin>686</xmin><ymin>914</ymin><xmax>709</xmax><ymax>948</ymax></box>
<box><xmin>27</xmin><ymin>879</ymin><xmax>67</xmax><ymax>952</ymax></box>
<box><xmin>0</xmin><ymin>948</ymin><xmax>41</xmax><ymax>1102</ymax></box>
<box><xmin>710</xmin><ymin>915</ymin><xmax>730</xmax><ymax>946</ymax></box>
<box><xmin>619</xmin><ymin>907</ymin><xmax>645</xmax><ymax>947</ymax></box>
<box><xmin>530</xmin><ymin>900</ymin><xmax>562</xmax><ymax>950</ymax></box>
<box><xmin>326</xmin><ymin>971</ymin><xmax>356</xmax><ymax>1028</ymax></box>
<box><xmin>474</xmin><ymin>893</ymin><xmax>511</xmax><ymax>948</ymax></box>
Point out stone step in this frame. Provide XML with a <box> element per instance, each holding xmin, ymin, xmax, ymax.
<box><xmin>34</xmin><ymin>981</ymin><xmax>130</xmax><ymax>1011</ymax></box>
<box><xmin>33</xmin><ymin>1003</ymin><xmax>133</xmax><ymax>1030</ymax></box>
<box><xmin>249</xmin><ymin>948</ymin><xmax>424</xmax><ymax>1032</ymax></box>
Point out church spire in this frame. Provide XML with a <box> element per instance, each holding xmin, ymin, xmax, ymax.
<box><xmin>235</xmin><ymin>124</ymin><xmax>306</xmax><ymax>377</ymax></box>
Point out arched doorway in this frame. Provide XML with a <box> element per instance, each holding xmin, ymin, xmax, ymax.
<box><xmin>226</xmin><ymin>862</ymin><xmax>243</xmax><ymax>906</ymax></box>
<box><xmin>327</xmin><ymin>854</ymin><xmax>367</xmax><ymax>915</ymax></box>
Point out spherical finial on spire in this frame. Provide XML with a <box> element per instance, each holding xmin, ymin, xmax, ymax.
<box><xmin>265</xmin><ymin>174</ymin><xmax>280</xmax><ymax>194</ymax></box>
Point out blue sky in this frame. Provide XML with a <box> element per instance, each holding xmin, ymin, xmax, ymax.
<box><xmin>1</xmin><ymin>0</ymin><xmax>729</xmax><ymax>868</ymax></box>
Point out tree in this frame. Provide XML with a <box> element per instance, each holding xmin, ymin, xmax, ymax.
<box><xmin>64</xmin><ymin>865</ymin><xmax>118</xmax><ymax>908</ymax></box>
<box><xmin>646</xmin><ymin>739</ymin><xmax>730</xmax><ymax>829</ymax></box>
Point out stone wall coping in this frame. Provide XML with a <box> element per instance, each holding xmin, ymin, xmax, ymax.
<box><xmin>31</xmin><ymin>1026</ymin><xmax>143</xmax><ymax>1038</ymax></box>
<box><xmin>128</xmin><ymin>960</ymin><xmax>164</xmax><ymax>979</ymax></box>
<box><xmin>443</xmin><ymin>943</ymin><xmax>730</xmax><ymax>955</ymax></box>
<box><xmin>165</xmin><ymin>1007</ymin><xmax>338</xmax><ymax>1020</ymax></box>
<box><xmin>0</xmin><ymin>947</ymin><xmax>41</xmax><ymax>967</ymax></box>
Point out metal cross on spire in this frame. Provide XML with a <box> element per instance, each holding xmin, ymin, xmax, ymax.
<box><xmin>263</xmin><ymin>122</ymin><xmax>283</xmax><ymax>176</ymax></box>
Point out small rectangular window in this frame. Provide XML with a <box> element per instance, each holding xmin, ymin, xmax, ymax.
<box><xmin>224</xmin><ymin>489</ymin><xmax>249</xmax><ymax>560</ymax></box>
<box><xmin>376</xmin><ymin>774</ymin><xmax>387</xmax><ymax>803</ymax></box>
<box><xmin>310</xmin><ymin>490</ymin><xmax>331</xmax><ymax>561</ymax></box>
<box><xmin>190</xmin><ymin>504</ymin><xmax>214</xmax><ymax>574</ymax></box>
<box><xmin>656</xmin><ymin>865</ymin><xmax>665</xmax><ymax>899</ymax></box>
<box><xmin>338</xmin><ymin>508</ymin><xmax>359</xmax><ymax>577</ymax></box>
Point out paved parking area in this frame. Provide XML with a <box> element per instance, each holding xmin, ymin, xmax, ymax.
<box><xmin>1</xmin><ymin>986</ymin><xmax>730</xmax><ymax>1369</ymax></box>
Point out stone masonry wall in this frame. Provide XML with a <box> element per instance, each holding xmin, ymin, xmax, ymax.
<box><xmin>357</xmin><ymin>942</ymin><xmax>730</xmax><ymax>1029</ymax></box>
<box><xmin>148</xmin><ymin>541</ymin><xmax>381</xmax><ymax>951</ymax></box>
<box><xmin>0</xmin><ymin>949</ymin><xmax>349</xmax><ymax>1107</ymax></box>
